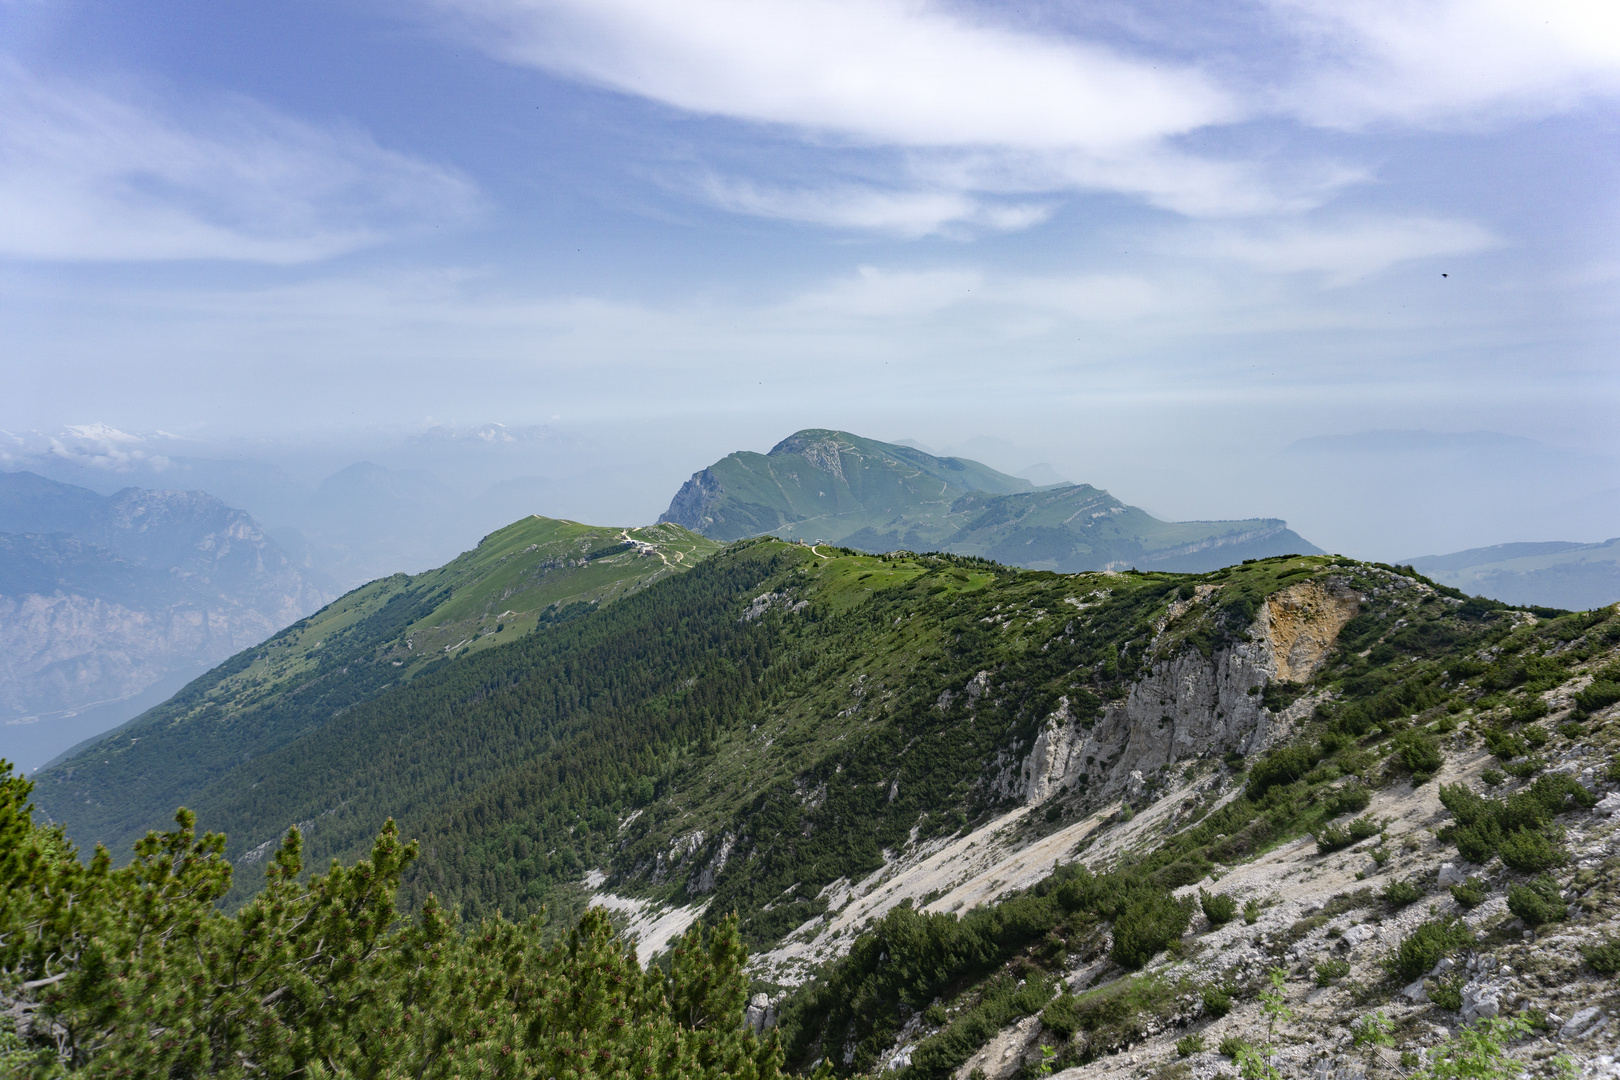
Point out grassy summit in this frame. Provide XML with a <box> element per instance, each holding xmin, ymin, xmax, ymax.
<box><xmin>661</xmin><ymin>429</ymin><xmax>1321</xmax><ymax>571</ymax></box>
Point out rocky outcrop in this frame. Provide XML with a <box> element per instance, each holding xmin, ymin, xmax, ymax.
<box><xmin>1007</xmin><ymin>579</ymin><xmax>1361</xmax><ymax>804</ymax></box>
<box><xmin>1257</xmin><ymin>580</ymin><xmax>1361</xmax><ymax>682</ymax></box>
<box><xmin>658</xmin><ymin>468</ymin><xmax>725</xmax><ymax>532</ymax></box>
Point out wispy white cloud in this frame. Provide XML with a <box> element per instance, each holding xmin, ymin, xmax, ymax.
<box><xmin>1271</xmin><ymin>0</ymin><xmax>1620</xmax><ymax>127</ymax></box>
<box><xmin>0</xmin><ymin>62</ymin><xmax>480</xmax><ymax>262</ymax></box>
<box><xmin>437</xmin><ymin>0</ymin><xmax>1324</xmax><ymax>230</ymax></box>
<box><xmin>445</xmin><ymin>0</ymin><xmax>1235</xmax><ymax>149</ymax></box>
<box><xmin>698</xmin><ymin>177</ymin><xmax>1053</xmax><ymax>237</ymax></box>
<box><xmin>1179</xmin><ymin>216</ymin><xmax>1500</xmax><ymax>284</ymax></box>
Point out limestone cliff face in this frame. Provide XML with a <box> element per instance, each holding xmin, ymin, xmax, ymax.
<box><xmin>659</xmin><ymin>468</ymin><xmax>725</xmax><ymax>532</ymax></box>
<box><xmin>1007</xmin><ymin>579</ymin><xmax>1361</xmax><ymax>805</ymax></box>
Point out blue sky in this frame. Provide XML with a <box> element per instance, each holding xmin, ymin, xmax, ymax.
<box><xmin>2</xmin><ymin>0</ymin><xmax>1618</xmax><ymax>553</ymax></box>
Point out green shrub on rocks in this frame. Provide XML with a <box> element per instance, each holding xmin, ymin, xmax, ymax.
<box><xmin>1387</xmin><ymin>917</ymin><xmax>1474</xmax><ymax>982</ymax></box>
<box><xmin>1111</xmin><ymin>892</ymin><xmax>1195</xmax><ymax>969</ymax></box>
<box><xmin>1314</xmin><ymin>958</ymin><xmax>1350</xmax><ymax>986</ymax></box>
<box><xmin>1383</xmin><ymin>878</ymin><xmax>1424</xmax><ymax>908</ymax></box>
<box><xmin>1394</xmin><ymin>730</ymin><xmax>1443</xmax><ymax>783</ymax></box>
<box><xmin>1581</xmin><ymin>937</ymin><xmax>1620</xmax><ymax>975</ymax></box>
<box><xmin>1039</xmin><ymin>994</ymin><xmax>1080</xmax><ymax>1039</ymax></box>
<box><xmin>1506</xmin><ymin>875</ymin><xmax>1566</xmax><ymax>927</ymax></box>
<box><xmin>1199</xmin><ymin>888</ymin><xmax>1237</xmax><ymax>927</ymax></box>
<box><xmin>1450</xmin><ymin>876</ymin><xmax>1488</xmax><ymax>908</ymax></box>
<box><xmin>1498</xmin><ymin>829</ymin><xmax>1569</xmax><ymax>873</ymax></box>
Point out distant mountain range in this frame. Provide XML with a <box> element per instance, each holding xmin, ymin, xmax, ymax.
<box><xmin>1409</xmin><ymin>537</ymin><xmax>1620</xmax><ymax>610</ymax></box>
<box><xmin>662</xmin><ymin>429</ymin><xmax>1322</xmax><ymax>572</ymax></box>
<box><xmin>0</xmin><ymin>472</ymin><xmax>336</xmax><ymax>769</ymax></box>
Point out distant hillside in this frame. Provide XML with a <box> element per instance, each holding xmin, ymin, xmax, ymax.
<box><xmin>32</xmin><ymin>516</ymin><xmax>719</xmax><ymax>855</ymax></box>
<box><xmin>0</xmin><ymin>471</ymin><xmax>335</xmax><ymax>769</ymax></box>
<box><xmin>1409</xmin><ymin>537</ymin><xmax>1620</xmax><ymax>610</ymax></box>
<box><xmin>662</xmin><ymin>430</ymin><xmax>1320</xmax><ymax>571</ymax></box>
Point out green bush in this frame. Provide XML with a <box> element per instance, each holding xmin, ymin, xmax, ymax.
<box><xmin>1201</xmin><ymin>985</ymin><xmax>1232</xmax><ymax>1018</ymax></box>
<box><xmin>1243</xmin><ymin>898</ymin><xmax>1261</xmax><ymax>925</ymax></box>
<box><xmin>1454</xmin><ymin>820</ymin><xmax>1503</xmax><ymax>866</ymax></box>
<box><xmin>1394</xmin><ymin>730</ymin><xmax>1443</xmax><ymax>782</ymax></box>
<box><xmin>1349</xmin><ymin>816</ymin><xmax>1380</xmax><ymax>841</ymax></box>
<box><xmin>1581</xmin><ymin>937</ymin><xmax>1620</xmax><ymax>974</ymax></box>
<box><xmin>1481</xmin><ymin>768</ymin><xmax>1505</xmax><ymax>787</ymax></box>
<box><xmin>1217</xmin><ymin>1035</ymin><xmax>1247</xmax><ymax>1058</ymax></box>
<box><xmin>1427</xmin><ymin>973</ymin><xmax>1465</xmax><ymax>1012</ymax></box>
<box><xmin>1199</xmin><ymin>889</ymin><xmax>1237</xmax><ymax>927</ymax></box>
<box><xmin>1383</xmin><ymin>879</ymin><xmax>1424</xmax><ymax>908</ymax></box>
<box><xmin>1498</xmin><ymin>829</ymin><xmax>1568</xmax><ymax>873</ymax></box>
<box><xmin>1245</xmin><ymin>744</ymin><xmax>1319</xmax><ymax>799</ymax></box>
<box><xmin>1327</xmin><ymin>783</ymin><xmax>1373</xmax><ymax>816</ymax></box>
<box><xmin>1502</xmin><ymin>756</ymin><xmax>1543</xmax><ymax>779</ymax></box>
<box><xmin>1439</xmin><ymin>775</ymin><xmax>1590</xmax><ymax>867</ymax></box>
<box><xmin>1110</xmin><ymin>893</ymin><xmax>1194</xmax><ymax>969</ymax></box>
<box><xmin>1413</xmin><ymin>1015</ymin><xmax>1531</xmax><ymax>1080</ymax></box>
<box><xmin>1449</xmin><ymin>877</ymin><xmax>1488</xmax><ymax>908</ymax></box>
<box><xmin>1040</xmin><ymin>994</ymin><xmax>1080</xmax><ymax>1039</ymax></box>
<box><xmin>1176</xmin><ymin>1034</ymin><xmax>1205</xmax><ymax>1058</ymax></box>
<box><xmin>1315</xmin><ymin>824</ymin><xmax>1355</xmax><ymax>853</ymax></box>
<box><xmin>1350</xmin><ymin>1011</ymin><xmax>1394</xmax><ymax>1048</ymax></box>
<box><xmin>1314</xmin><ymin>958</ymin><xmax>1350</xmax><ymax>985</ymax></box>
<box><xmin>1387</xmin><ymin>917</ymin><xmax>1473</xmax><ymax>982</ymax></box>
<box><xmin>1506</xmin><ymin>875</ymin><xmax>1565</xmax><ymax>927</ymax></box>
<box><xmin>1574</xmin><ymin>679</ymin><xmax>1620</xmax><ymax>715</ymax></box>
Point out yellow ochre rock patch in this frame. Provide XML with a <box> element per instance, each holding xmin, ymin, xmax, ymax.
<box><xmin>1261</xmin><ymin>581</ymin><xmax>1361</xmax><ymax>682</ymax></box>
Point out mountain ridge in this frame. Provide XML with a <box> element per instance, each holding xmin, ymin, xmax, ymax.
<box><xmin>663</xmin><ymin>429</ymin><xmax>1321</xmax><ymax>571</ymax></box>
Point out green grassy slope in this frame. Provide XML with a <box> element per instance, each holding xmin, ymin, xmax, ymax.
<box><xmin>33</xmin><ymin>517</ymin><xmax>719</xmax><ymax>855</ymax></box>
<box><xmin>1410</xmin><ymin>536</ymin><xmax>1620</xmax><ymax>610</ymax></box>
<box><xmin>661</xmin><ymin>429</ymin><xmax>1320</xmax><ymax>570</ymax></box>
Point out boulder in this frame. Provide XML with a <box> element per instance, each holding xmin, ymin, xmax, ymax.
<box><xmin>1437</xmin><ymin>862</ymin><xmax>1467</xmax><ymax>887</ymax></box>
<box><xmin>1562</xmin><ymin>1007</ymin><xmax>1602</xmax><ymax>1038</ymax></box>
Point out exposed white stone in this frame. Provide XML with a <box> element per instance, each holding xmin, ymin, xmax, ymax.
<box><xmin>1562</xmin><ymin>1006</ymin><xmax>1602</xmax><ymax>1037</ymax></box>
<box><xmin>1437</xmin><ymin>862</ymin><xmax>1467</xmax><ymax>887</ymax></box>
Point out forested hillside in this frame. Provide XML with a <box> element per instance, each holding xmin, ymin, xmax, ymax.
<box><xmin>15</xmin><ymin>528</ymin><xmax>1620</xmax><ymax>1078</ymax></box>
<box><xmin>35</xmin><ymin>517</ymin><xmax>717</xmax><ymax>858</ymax></box>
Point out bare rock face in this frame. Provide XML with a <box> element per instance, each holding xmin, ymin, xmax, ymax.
<box><xmin>1010</xmin><ymin>578</ymin><xmax>1362</xmax><ymax>804</ymax></box>
<box><xmin>1256</xmin><ymin>580</ymin><xmax>1362</xmax><ymax>682</ymax></box>
<box><xmin>659</xmin><ymin>467</ymin><xmax>725</xmax><ymax>532</ymax></box>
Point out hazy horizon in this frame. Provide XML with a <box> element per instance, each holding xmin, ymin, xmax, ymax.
<box><xmin>5</xmin><ymin>0</ymin><xmax>1618</xmax><ymax>569</ymax></box>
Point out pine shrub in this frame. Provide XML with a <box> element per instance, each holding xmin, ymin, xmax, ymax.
<box><xmin>1498</xmin><ymin>829</ymin><xmax>1568</xmax><ymax>873</ymax></box>
<box><xmin>1449</xmin><ymin>877</ymin><xmax>1488</xmax><ymax>908</ymax></box>
<box><xmin>1506</xmin><ymin>875</ymin><xmax>1566</xmax><ymax>927</ymax></box>
<box><xmin>1387</xmin><ymin>917</ymin><xmax>1473</xmax><ymax>982</ymax></box>
<box><xmin>1199</xmin><ymin>888</ymin><xmax>1237</xmax><ymax>927</ymax></box>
